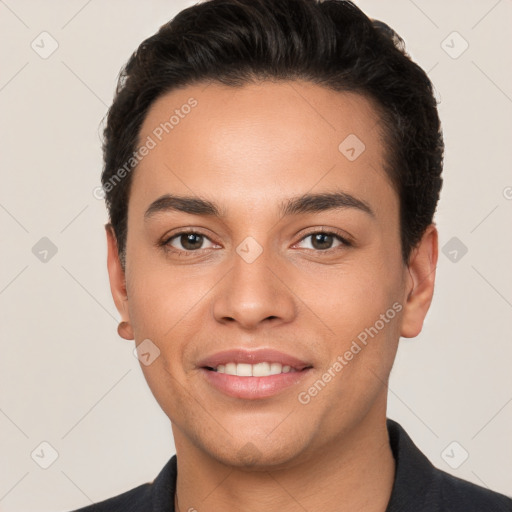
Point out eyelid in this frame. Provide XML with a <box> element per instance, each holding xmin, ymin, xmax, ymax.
<box><xmin>160</xmin><ymin>226</ymin><xmax>352</xmax><ymax>256</ymax></box>
<box><xmin>293</xmin><ymin>228</ymin><xmax>352</xmax><ymax>250</ymax></box>
<box><xmin>161</xmin><ymin>228</ymin><xmax>217</xmax><ymax>252</ymax></box>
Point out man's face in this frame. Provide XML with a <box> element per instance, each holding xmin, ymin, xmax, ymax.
<box><xmin>113</xmin><ymin>81</ymin><xmax>418</xmax><ymax>468</ymax></box>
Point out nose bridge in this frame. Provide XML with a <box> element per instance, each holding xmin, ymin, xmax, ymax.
<box><xmin>212</xmin><ymin>235</ymin><xmax>296</xmax><ymax>328</ymax></box>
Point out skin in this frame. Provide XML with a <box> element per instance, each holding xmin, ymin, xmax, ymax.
<box><xmin>106</xmin><ymin>80</ymin><xmax>438</xmax><ymax>512</ymax></box>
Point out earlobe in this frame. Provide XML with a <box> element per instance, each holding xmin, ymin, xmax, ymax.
<box><xmin>105</xmin><ymin>224</ymin><xmax>134</xmax><ymax>340</ymax></box>
<box><xmin>117</xmin><ymin>320</ymin><xmax>134</xmax><ymax>340</ymax></box>
<box><xmin>400</xmin><ymin>224</ymin><xmax>438</xmax><ymax>339</ymax></box>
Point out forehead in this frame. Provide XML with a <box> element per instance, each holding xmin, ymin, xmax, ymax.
<box><xmin>131</xmin><ymin>80</ymin><xmax>395</xmax><ymax>218</ymax></box>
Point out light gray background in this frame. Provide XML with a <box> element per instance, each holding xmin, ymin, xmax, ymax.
<box><xmin>1</xmin><ymin>0</ymin><xmax>511</xmax><ymax>510</ymax></box>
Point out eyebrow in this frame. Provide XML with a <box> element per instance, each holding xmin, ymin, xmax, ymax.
<box><xmin>144</xmin><ymin>190</ymin><xmax>375</xmax><ymax>221</ymax></box>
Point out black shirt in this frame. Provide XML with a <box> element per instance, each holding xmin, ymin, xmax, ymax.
<box><xmin>71</xmin><ymin>419</ymin><xmax>512</xmax><ymax>511</ymax></box>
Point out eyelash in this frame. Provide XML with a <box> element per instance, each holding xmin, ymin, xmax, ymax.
<box><xmin>159</xmin><ymin>228</ymin><xmax>352</xmax><ymax>257</ymax></box>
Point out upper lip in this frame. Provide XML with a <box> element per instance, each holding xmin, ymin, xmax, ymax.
<box><xmin>197</xmin><ymin>348</ymin><xmax>313</xmax><ymax>371</ymax></box>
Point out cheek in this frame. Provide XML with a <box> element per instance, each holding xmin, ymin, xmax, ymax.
<box><xmin>297</xmin><ymin>255</ymin><xmax>403</xmax><ymax>341</ymax></box>
<box><xmin>125</xmin><ymin>238</ymin><xmax>200</xmax><ymax>330</ymax></box>
<box><xmin>298</xmin><ymin>266</ymin><xmax>403</xmax><ymax>423</ymax></box>
<box><xmin>125</xmin><ymin>255</ymin><xmax>227</xmax><ymax>383</ymax></box>
<box><xmin>127</xmin><ymin>267</ymin><xmax>207</xmax><ymax>339</ymax></box>
<box><xmin>338</xmin><ymin>266</ymin><xmax>404</xmax><ymax>380</ymax></box>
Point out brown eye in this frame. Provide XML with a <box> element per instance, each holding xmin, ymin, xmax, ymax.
<box><xmin>163</xmin><ymin>231</ymin><xmax>216</xmax><ymax>253</ymax></box>
<box><xmin>296</xmin><ymin>231</ymin><xmax>351</xmax><ymax>252</ymax></box>
<box><xmin>310</xmin><ymin>233</ymin><xmax>335</xmax><ymax>250</ymax></box>
<box><xmin>177</xmin><ymin>233</ymin><xmax>204</xmax><ymax>250</ymax></box>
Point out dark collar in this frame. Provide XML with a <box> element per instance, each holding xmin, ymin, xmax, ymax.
<box><xmin>384</xmin><ymin>418</ymin><xmax>439</xmax><ymax>511</ymax></box>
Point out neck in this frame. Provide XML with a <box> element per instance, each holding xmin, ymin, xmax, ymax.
<box><xmin>171</xmin><ymin>404</ymin><xmax>395</xmax><ymax>512</ymax></box>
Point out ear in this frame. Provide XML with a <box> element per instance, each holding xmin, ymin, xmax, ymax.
<box><xmin>106</xmin><ymin>223</ymin><xmax>134</xmax><ymax>340</ymax></box>
<box><xmin>400</xmin><ymin>224</ymin><xmax>438</xmax><ymax>338</ymax></box>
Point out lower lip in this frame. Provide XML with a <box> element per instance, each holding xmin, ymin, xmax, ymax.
<box><xmin>199</xmin><ymin>367</ymin><xmax>312</xmax><ymax>400</ymax></box>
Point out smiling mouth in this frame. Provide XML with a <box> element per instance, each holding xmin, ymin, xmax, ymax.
<box><xmin>204</xmin><ymin>362</ymin><xmax>312</xmax><ymax>376</ymax></box>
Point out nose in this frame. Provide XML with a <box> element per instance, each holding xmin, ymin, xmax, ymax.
<box><xmin>212</xmin><ymin>241</ymin><xmax>297</xmax><ymax>330</ymax></box>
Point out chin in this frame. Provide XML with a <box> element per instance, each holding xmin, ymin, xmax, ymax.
<box><xmin>200</xmin><ymin>433</ymin><xmax>311</xmax><ymax>471</ymax></box>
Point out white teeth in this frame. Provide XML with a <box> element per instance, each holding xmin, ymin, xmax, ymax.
<box><xmin>253</xmin><ymin>362</ymin><xmax>271</xmax><ymax>376</ymax></box>
<box><xmin>224</xmin><ymin>363</ymin><xmax>237</xmax><ymax>375</ymax></box>
<box><xmin>269</xmin><ymin>362</ymin><xmax>282</xmax><ymax>375</ymax></box>
<box><xmin>236</xmin><ymin>363</ymin><xmax>252</xmax><ymax>376</ymax></box>
<box><xmin>214</xmin><ymin>362</ymin><xmax>298</xmax><ymax>376</ymax></box>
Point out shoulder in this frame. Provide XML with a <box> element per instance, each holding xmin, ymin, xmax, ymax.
<box><xmin>385</xmin><ymin>419</ymin><xmax>512</xmax><ymax>511</ymax></box>
<box><xmin>69</xmin><ymin>483</ymin><xmax>152</xmax><ymax>511</ymax></box>
<box><xmin>66</xmin><ymin>456</ymin><xmax>177</xmax><ymax>512</ymax></box>
<box><xmin>434</xmin><ymin>468</ymin><xmax>512</xmax><ymax>511</ymax></box>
